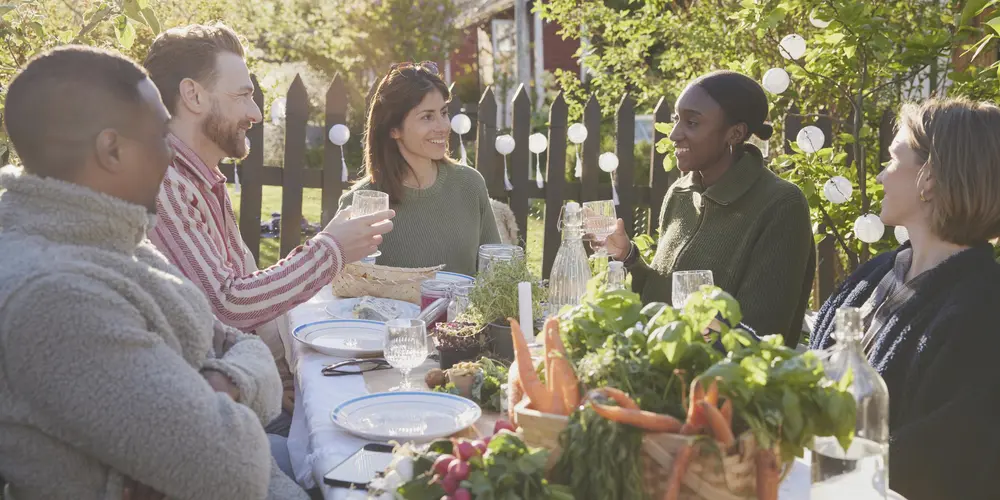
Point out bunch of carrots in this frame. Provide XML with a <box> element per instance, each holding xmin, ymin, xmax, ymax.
<box><xmin>507</xmin><ymin>317</ymin><xmax>580</xmax><ymax>418</ymax></box>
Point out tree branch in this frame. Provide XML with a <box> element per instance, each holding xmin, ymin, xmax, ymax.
<box><xmin>71</xmin><ymin>7</ymin><xmax>113</xmax><ymax>44</ymax></box>
<box><xmin>818</xmin><ymin>204</ymin><xmax>859</xmax><ymax>268</ymax></box>
<box><xmin>864</xmin><ymin>60</ymin><xmax>937</xmax><ymax>99</ymax></box>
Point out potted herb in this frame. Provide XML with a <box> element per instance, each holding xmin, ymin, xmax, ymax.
<box><xmin>466</xmin><ymin>258</ymin><xmax>544</xmax><ymax>361</ymax></box>
<box><xmin>430</xmin><ymin>321</ymin><xmax>485</xmax><ymax>370</ymax></box>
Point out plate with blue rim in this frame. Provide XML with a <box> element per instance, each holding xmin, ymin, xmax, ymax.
<box><xmin>292</xmin><ymin>319</ymin><xmax>386</xmax><ymax>358</ymax></box>
<box><xmin>435</xmin><ymin>271</ymin><xmax>474</xmax><ymax>284</ymax></box>
<box><xmin>331</xmin><ymin>392</ymin><xmax>482</xmax><ymax>442</ymax></box>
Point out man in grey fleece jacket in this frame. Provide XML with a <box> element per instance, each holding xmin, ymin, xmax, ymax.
<box><xmin>0</xmin><ymin>47</ymin><xmax>308</xmax><ymax>499</ymax></box>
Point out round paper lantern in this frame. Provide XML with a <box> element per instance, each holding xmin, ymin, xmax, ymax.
<box><xmin>568</xmin><ymin>123</ymin><xmax>588</xmax><ymax>144</ymax></box>
<box><xmin>270</xmin><ymin>98</ymin><xmax>286</xmax><ymax>124</ymax></box>
<box><xmin>810</xmin><ymin>9</ymin><xmax>831</xmax><ymax>28</ymax></box>
<box><xmin>495</xmin><ymin>134</ymin><xmax>515</xmax><ymax>155</ymax></box>
<box><xmin>822</xmin><ymin>175</ymin><xmax>853</xmax><ymax>204</ymax></box>
<box><xmin>761</xmin><ymin>68</ymin><xmax>790</xmax><ymax>94</ymax></box>
<box><xmin>854</xmin><ymin>214</ymin><xmax>885</xmax><ymax>243</ymax></box>
<box><xmin>328</xmin><ymin>124</ymin><xmax>350</xmax><ymax>146</ymax></box>
<box><xmin>894</xmin><ymin>226</ymin><xmax>910</xmax><ymax>244</ymax></box>
<box><xmin>796</xmin><ymin>125</ymin><xmax>825</xmax><ymax>154</ymax></box>
<box><xmin>451</xmin><ymin>114</ymin><xmax>472</xmax><ymax>135</ymax></box>
<box><xmin>599</xmin><ymin>152</ymin><xmax>619</xmax><ymax>172</ymax></box>
<box><xmin>779</xmin><ymin>34</ymin><xmax>807</xmax><ymax>60</ymax></box>
<box><xmin>528</xmin><ymin>133</ymin><xmax>548</xmax><ymax>154</ymax></box>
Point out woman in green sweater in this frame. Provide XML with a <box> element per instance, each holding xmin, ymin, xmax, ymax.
<box><xmin>601</xmin><ymin>71</ymin><xmax>814</xmax><ymax>345</ymax></box>
<box><xmin>339</xmin><ymin>62</ymin><xmax>501</xmax><ymax>276</ymax></box>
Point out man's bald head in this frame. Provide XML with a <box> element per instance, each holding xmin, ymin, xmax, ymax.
<box><xmin>4</xmin><ymin>46</ymin><xmax>152</xmax><ymax>178</ymax></box>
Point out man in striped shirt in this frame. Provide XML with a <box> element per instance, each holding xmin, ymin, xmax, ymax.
<box><xmin>142</xmin><ymin>24</ymin><xmax>393</xmax><ymax>436</ymax></box>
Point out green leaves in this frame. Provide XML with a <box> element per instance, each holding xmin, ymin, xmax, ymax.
<box><xmin>113</xmin><ymin>15</ymin><xmax>135</xmax><ymax>50</ymax></box>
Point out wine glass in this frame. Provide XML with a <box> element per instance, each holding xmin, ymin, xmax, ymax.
<box><xmin>352</xmin><ymin>190</ymin><xmax>390</xmax><ymax>259</ymax></box>
<box><xmin>383</xmin><ymin>318</ymin><xmax>429</xmax><ymax>392</ymax></box>
<box><xmin>582</xmin><ymin>200</ymin><xmax>617</xmax><ymax>260</ymax></box>
<box><xmin>672</xmin><ymin>270</ymin><xmax>714</xmax><ymax>309</ymax></box>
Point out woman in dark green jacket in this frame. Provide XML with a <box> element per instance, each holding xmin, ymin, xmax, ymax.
<box><xmin>600</xmin><ymin>71</ymin><xmax>814</xmax><ymax>345</ymax></box>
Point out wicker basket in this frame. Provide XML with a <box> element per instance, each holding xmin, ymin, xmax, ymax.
<box><xmin>331</xmin><ymin>262</ymin><xmax>444</xmax><ymax>304</ymax></box>
<box><xmin>515</xmin><ymin>400</ymin><xmax>781</xmax><ymax>500</ymax></box>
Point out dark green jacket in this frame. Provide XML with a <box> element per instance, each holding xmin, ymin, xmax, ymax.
<box><xmin>628</xmin><ymin>146</ymin><xmax>815</xmax><ymax>345</ymax></box>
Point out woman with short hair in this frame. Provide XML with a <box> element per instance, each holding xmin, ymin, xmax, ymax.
<box><xmin>809</xmin><ymin>98</ymin><xmax>1000</xmax><ymax>500</ymax></box>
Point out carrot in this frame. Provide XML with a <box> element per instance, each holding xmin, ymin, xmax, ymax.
<box><xmin>755</xmin><ymin>449</ymin><xmax>780</xmax><ymax>500</ymax></box>
<box><xmin>699</xmin><ymin>400</ymin><xmax>735</xmax><ymax>448</ymax></box>
<box><xmin>591</xmin><ymin>403</ymin><xmax>683</xmax><ymax>433</ymax></box>
<box><xmin>720</xmin><ymin>399</ymin><xmax>733</xmax><ymax>428</ymax></box>
<box><xmin>687</xmin><ymin>379</ymin><xmax>705</xmax><ymax>423</ymax></box>
<box><xmin>679</xmin><ymin>402</ymin><xmax>704</xmax><ymax>435</ymax></box>
<box><xmin>662</xmin><ymin>444</ymin><xmax>694</xmax><ymax>500</ymax></box>
<box><xmin>509</xmin><ymin>318</ymin><xmax>554</xmax><ymax>413</ymax></box>
<box><xmin>542</xmin><ymin>321</ymin><xmax>566</xmax><ymax>414</ymax></box>
<box><xmin>588</xmin><ymin>387</ymin><xmax>639</xmax><ymax>410</ymax></box>
<box><xmin>705</xmin><ymin>378</ymin><xmax>719</xmax><ymax>407</ymax></box>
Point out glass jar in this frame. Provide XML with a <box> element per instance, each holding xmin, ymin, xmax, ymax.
<box><xmin>420</xmin><ymin>279</ymin><xmax>453</xmax><ymax>331</ymax></box>
<box><xmin>447</xmin><ymin>282</ymin><xmax>474</xmax><ymax>321</ymax></box>
<box><xmin>477</xmin><ymin>244</ymin><xmax>525</xmax><ymax>276</ymax></box>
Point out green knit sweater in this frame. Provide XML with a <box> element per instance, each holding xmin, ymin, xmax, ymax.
<box><xmin>628</xmin><ymin>146</ymin><xmax>815</xmax><ymax>344</ymax></box>
<box><xmin>338</xmin><ymin>162</ymin><xmax>501</xmax><ymax>276</ymax></box>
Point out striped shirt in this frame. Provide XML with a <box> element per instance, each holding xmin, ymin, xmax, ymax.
<box><xmin>149</xmin><ymin>134</ymin><xmax>344</xmax><ymax>409</ymax></box>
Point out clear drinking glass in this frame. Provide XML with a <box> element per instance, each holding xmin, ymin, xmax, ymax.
<box><xmin>352</xmin><ymin>190</ymin><xmax>390</xmax><ymax>259</ymax></box>
<box><xmin>582</xmin><ymin>200</ymin><xmax>617</xmax><ymax>260</ymax></box>
<box><xmin>671</xmin><ymin>270</ymin><xmax>714</xmax><ymax>309</ymax></box>
<box><xmin>383</xmin><ymin>318</ymin><xmax>429</xmax><ymax>392</ymax></box>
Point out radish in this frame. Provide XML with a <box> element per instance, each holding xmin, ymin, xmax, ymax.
<box><xmin>453</xmin><ymin>440</ymin><xmax>478</xmax><ymax>460</ymax></box>
<box><xmin>440</xmin><ymin>474</ymin><xmax>460</xmax><ymax>494</ymax></box>
<box><xmin>453</xmin><ymin>488</ymin><xmax>472</xmax><ymax>500</ymax></box>
<box><xmin>448</xmin><ymin>460</ymin><xmax>470</xmax><ymax>481</ymax></box>
<box><xmin>472</xmin><ymin>440</ymin><xmax>488</xmax><ymax>456</ymax></box>
<box><xmin>494</xmin><ymin>419</ymin><xmax>516</xmax><ymax>434</ymax></box>
<box><xmin>433</xmin><ymin>455</ymin><xmax>456</xmax><ymax>476</ymax></box>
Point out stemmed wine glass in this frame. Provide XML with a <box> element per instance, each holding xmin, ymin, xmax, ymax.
<box><xmin>383</xmin><ymin>318</ymin><xmax>428</xmax><ymax>392</ymax></box>
<box><xmin>352</xmin><ymin>190</ymin><xmax>390</xmax><ymax>259</ymax></box>
<box><xmin>671</xmin><ymin>270</ymin><xmax>714</xmax><ymax>309</ymax></box>
<box><xmin>582</xmin><ymin>200</ymin><xmax>617</xmax><ymax>260</ymax></box>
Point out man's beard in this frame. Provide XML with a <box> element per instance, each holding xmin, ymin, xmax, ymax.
<box><xmin>202</xmin><ymin>99</ymin><xmax>250</xmax><ymax>160</ymax></box>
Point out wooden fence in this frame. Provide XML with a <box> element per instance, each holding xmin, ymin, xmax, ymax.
<box><xmin>219</xmin><ymin>73</ymin><xmax>889</xmax><ymax>303</ymax></box>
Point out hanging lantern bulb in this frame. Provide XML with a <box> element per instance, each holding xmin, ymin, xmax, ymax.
<box><xmin>529</xmin><ymin>133</ymin><xmax>548</xmax><ymax>189</ymax></box>
<box><xmin>599</xmin><ymin>152</ymin><xmax>620</xmax><ymax>205</ymax></box>
<box><xmin>451</xmin><ymin>114</ymin><xmax>472</xmax><ymax>165</ymax></box>
<box><xmin>761</xmin><ymin>68</ymin><xmax>790</xmax><ymax>94</ymax></box>
<box><xmin>568</xmin><ymin>123</ymin><xmax>588</xmax><ymax>178</ymax></box>
<box><xmin>328</xmin><ymin>124</ymin><xmax>351</xmax><ymax>182</ymax></box>
<box><xmin>495</xmin><ymin>134</ymin><xmax>515</xmax><ymax>191</ymax></box>
<box><xmin>796</xmin><ymin>125</ymin><xmax>825</xmax><ymax>154</ymax></box>
<box><xmin>894</xmin><ymin>226</ymin><xmax>909</xmax><ymax>245</ymax></box>
<box><xmin>854</xmin><ymin>214</ymin><xmax>885</xmax><ymax>243</ymax></box>
<box><xmin>779</xmin><ymin>34</ymin><xmax>807</xmax><ymax>60</ymax></box>
<box><xmin>270</xmin><ymin>98</ymin><xmax>287</xmax><ymax>125</ymax></box>
<box><xmin>810</xmin><ymin>9</ymin><xmax>832</xmax><ymax>28</ymax></box>
<box><xmin>822</xmin><ymin>175</ymin><xmax>853</xmax><ymax>204</ymax></box>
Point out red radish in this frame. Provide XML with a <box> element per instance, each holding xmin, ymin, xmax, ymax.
<box><xmin>453</xmin><ymin>488</ymin><xmax>472</xmax><ymax>500</ymax></box>
<box><xmin>448</xmin><ymin>460</ymin><xmax>470</xmax><ymax>481</ymax></box>
<box><xmin>493</xmin><ymin>420</ymin><xmax>516</xmax><ymax>434</ymax></box>
<box><xmin>433</xmin><ymin>455</ymin><xmax>456</xmax><ymax>476</ymax></box>
<box><xmin>472</xmin><ymin>440</ymin><xmax>488</xmax><ymax>455</ymax></box>
<box><xmin>482</xmin><ymin>435</ymin><xmax>492</xmax><ymax>446</ymax></box>
<box><xmin>441</xmin><ymin>474</ymin><xmax>460</xmax><ymax>494</ymax></box>
<box><xmin>453</xmin><ymin>440</ymin><xmax>478</xmax><ymax>460</ymax></box>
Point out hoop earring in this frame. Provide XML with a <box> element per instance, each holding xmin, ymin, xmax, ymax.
<box><xmin>729</xmin><ymin>143</ymin><xmax>734</xmax><ymax>156</ymax></box>
<box><xmin>919</xmin><ymin>190</ymin><xmax>928</xmax><ymax>202</ymax></box>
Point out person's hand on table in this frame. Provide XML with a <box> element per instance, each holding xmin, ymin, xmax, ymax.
<box><xmin>122</xmin><ymin>476</ymin><xmax>164</xmax><ymax>500</ymax></box>
<box><xmin>202</xmin><ymin>369</ymin><xmax>241</xmax><ymax>401</ymax></box>
<box><xmin>587</xmin><ymin>218</ymin><xmax>631</xmax><ymax>261</ymax></box>
<box><xmin>324</xmin><ymin>206</ymin><xmax>395</xmax><ymax>264</ymax></box>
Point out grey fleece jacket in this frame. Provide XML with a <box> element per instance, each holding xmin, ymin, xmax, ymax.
<box><xmin>0</xmin><ymin>166</ymin><xmax>308</xmax><ymax>500</ymax></box>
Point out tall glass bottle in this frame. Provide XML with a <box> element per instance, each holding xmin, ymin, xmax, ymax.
<box><xmin>811</xmin><ymin>307</ymin><xmax>890</xmax><ymax>500</ymax></box>
<box><xmin>606</xmin><ymin>261</ymin><xmax>625</xmax><ymax>291</ymax></box>
<box><xmin>548</xmin><ymin>202</ymin><xmax>591</xmax><ymax>314</ymax></box>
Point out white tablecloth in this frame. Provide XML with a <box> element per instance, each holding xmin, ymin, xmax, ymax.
<box><xmin>285</xmin><ymin>288</ymin><xmax>902</xmax><ymax>500</ymax></box>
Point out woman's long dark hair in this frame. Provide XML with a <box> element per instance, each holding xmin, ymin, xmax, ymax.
<box><xmin>363</xmin><ymin>64</ymin><xmax>451</xmax><ymax>204</ymax></box>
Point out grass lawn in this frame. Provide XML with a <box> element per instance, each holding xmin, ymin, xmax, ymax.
<box><xmin>227</xmin><ymin>185</ymin><xmax>546</xmax><ymax>277</ymax></box>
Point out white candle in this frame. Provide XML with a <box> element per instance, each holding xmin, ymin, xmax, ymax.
<box><xmin>517</xmin><ymin>281</ymin><xmax>534</xmax><ymax>343</ymax></box>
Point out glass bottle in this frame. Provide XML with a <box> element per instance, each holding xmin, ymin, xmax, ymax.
<box><xmin>548</xmin><ymin>202</ymin><xmax>591</xmax><ymax>314</ymax></box>
<box><xmin>811</xmin><ymin>307</ymin><xmax>890</xmax><ymax>500</ymax></box>
<box><xmin>606</xmin><ymin>261</ymin><xmax>625</xmax><ymax>291</ymax></box>
<box><xmin>447</xmin><ymin>283</ymin><xmax>474</xmax><ymax>321</ymax></box>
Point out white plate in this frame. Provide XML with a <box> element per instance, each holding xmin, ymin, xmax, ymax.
<box><xmin>435</xmin><ymin>271</ymin><xmax>474</xmax><ymax>284</ymax></box>
<box><xmin>324</xmin><ymin>297</ymin><xmax>420</xmax><ymax>322</ymax></box>
<box><xmin>331</xmin><ymin>392</ymin><xmax>482</xmax><ymax>442</ymax></box>
<box><xmin>292</xmin><ymin>319</ymin><xmax>385</xmax><ymax>358</ymax></box>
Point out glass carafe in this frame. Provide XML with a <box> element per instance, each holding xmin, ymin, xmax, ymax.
<box><xmin>811</xmin><ymin>307</ymin><xmax>890</xmax><ymax>500</ymax></box>
<box><xmin>548</xmin><ymin>202</ymin><xmax>591</xmax><ymax>314</ymax></box>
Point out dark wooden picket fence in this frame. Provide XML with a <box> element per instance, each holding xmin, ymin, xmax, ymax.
<box><xmin>219</xmin><ymin>73</ymin><xmax>892</xmax><ymax>304</ymax></box>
